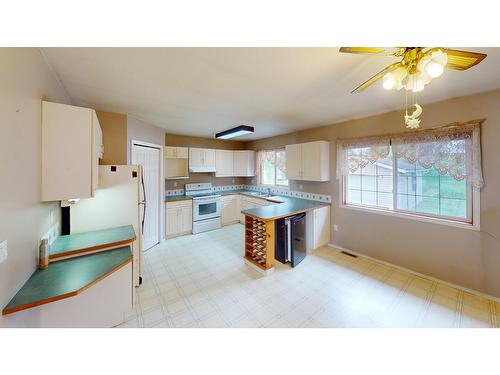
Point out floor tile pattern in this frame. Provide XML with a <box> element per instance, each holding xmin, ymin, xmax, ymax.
<box><xmin>116</xmin><ymin>224</ymin><xmax>500</xmax><ymax>328</ymax></box>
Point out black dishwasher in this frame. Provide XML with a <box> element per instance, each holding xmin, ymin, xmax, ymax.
<box><xmin>275</xmin><ymin>213</ymin><xmax>307</xmax><ymax>267</ymax></box>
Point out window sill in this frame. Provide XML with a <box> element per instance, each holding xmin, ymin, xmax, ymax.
<box><xmin>340</xmin><ymin>203</ymin><xmax>480</xmax><ymax>231</ymax></box>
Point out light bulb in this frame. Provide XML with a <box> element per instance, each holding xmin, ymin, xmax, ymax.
<box><xmin>382</xmin><ymin>73</ymin><xmax>396</xmax><ymax>90</ymax></box>
<box><xmin>425</xmin><ymin>61</ymin><xmax>444</xmax><ymax>78</ymax></box>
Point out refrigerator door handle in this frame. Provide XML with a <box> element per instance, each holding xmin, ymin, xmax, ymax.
<box><xmin>139</xmin><ymin>167</ymin><xmax>147</xmax><ymax>234</ymax></box>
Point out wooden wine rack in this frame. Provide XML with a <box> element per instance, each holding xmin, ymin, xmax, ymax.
<box><xmin>244</xmin><ymin>215</ymin><xmax>275</xmax><ymax>271</ymax></box>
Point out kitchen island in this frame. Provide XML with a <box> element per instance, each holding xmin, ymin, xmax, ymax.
<box><xmin>241</xmin><ymin>196</ymin><xmax>330</xmax><ymax>274</ymax></box>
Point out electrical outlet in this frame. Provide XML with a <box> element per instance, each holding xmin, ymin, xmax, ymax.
<box><xmin>50</xmin><ymin>207</ymin><xmax>55</xmax><ymax>225</ymax></box>
<box><xmin>0</xmin><ymin>240</ymin><xmax>7</xmax><ymax>264</ymax></box>
<box><xmin>333</xmin><ymin>224</ymin><xmax>339</xmax><ymax>232</ymax></box>
<box><xmin>299</xmin><ymin>184</ymin><xmax>303</xmax><ymax>190</ymax></box>
<box><xmin>174</xmin><ymin>182</ymin><xmax>178</xmax><ymax>188</ymax></box>
<box><xmin>232</xmin><ymin>178</ymin><xmax>235</xmax><ymax>184</ymax></box>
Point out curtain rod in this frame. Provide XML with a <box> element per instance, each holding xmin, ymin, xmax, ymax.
<box><xmin>336</xmin><ymin>118</ymin><xmax>486</xmax><ymax>144</ymax></box>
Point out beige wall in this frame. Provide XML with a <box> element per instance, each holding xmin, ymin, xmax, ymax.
<box><xmin>127</xmin><ymin>116</ymin><xmax>166</xmax><ymax>162</ymax></box>
<box><xmin>0</xmin><ymin>48</ymin><xmax>72</xmax><ymax>327</ymax></box>
<box><xmin>96</xmin><ymin>110</ymin><xmax>127</xmax><ymax>165</ymax></box>
<box><xmin>245</xmin><ymin>89</ymin><xmax>500</xmax><ymax>299</ymax></box>
<box><xmin>165</xmin><ymin>133</ymin><xmax>247</xmax><ymax>189</ymax></box>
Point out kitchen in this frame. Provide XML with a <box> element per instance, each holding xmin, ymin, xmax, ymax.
<box><xmin>2</xmin><ymin>48</ymin><xmax>500</xmax><ymax>332</ymax></box>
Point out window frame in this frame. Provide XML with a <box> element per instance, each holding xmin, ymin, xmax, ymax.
<box><xmin>341</xmin><ymin>148</ymin><xmax>480</xmax><ymax>231</ymax></box>
<box><xmin>259</xmin><ymin>149</ymin><xmax>289</xmax><ymax>188</ymax></box>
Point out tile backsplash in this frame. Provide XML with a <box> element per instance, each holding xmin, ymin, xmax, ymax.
<box><xmin>166</xmin><ymin>184</ymin><xmax>332</xmax><ymax>203</ymax></box>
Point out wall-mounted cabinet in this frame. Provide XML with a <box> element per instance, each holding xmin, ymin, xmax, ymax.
<box><xmin>233</xmin><ymin>150</ymin><xmax>255</xmax><ymax>177</ymax></box>
<box><xmin>189</xmin><ymin>148</ymin><xmax>216</xmax><ymax>172</ymax></box>
<box><xmin>165</xmin><ymin>200</ymin><xmax>192</xmax><ymax>238</ymax></box>
<box><xmin>285</xmin><ymin>141</ymin><xmax>330</xmax><ymax>182</ymax></box>
<box><xmin>165</xmin><ymin>146</ymin><xmax>189</xmax><ymax>179</ymax></box>
<box><xmin>215</xmin><ymin>150</ymin><xmax>255</xmax><ymax>177</ymax></box>
<box><xmin>215</xmin><ymin>150</ymin><xmax>234</xmax><ymax>177</ymax></box>
<box><xmin>41</xmin><ymin>101</ymin><xmax>103</xmax><ymax>201</ymax></box>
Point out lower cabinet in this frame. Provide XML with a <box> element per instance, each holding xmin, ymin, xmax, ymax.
<box><xmin>165</xmin><ymin>200</ymin><xmax>193</xmax><ymax>238</ymax></box>
<box><xmin>306</xmin><ymin>205</ymin><xmax>331</xmax><ymax>250</ymax></box>
<box><xmin>222</xmin><ymin>195</ymin><xmax>240</xmax><ymax>225</ymax></box>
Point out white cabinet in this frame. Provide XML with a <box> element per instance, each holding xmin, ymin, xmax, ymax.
<box><xmin>306</xmin><ymin>205</ymin><xmax>331</xmax><ymax>250</ymax></box>
<box><xmin>41</xmin><ymin>101</ymin><xmax>103</xmax><ymax>201</ymax></box>
<box><xmin>165</xmin><ymin>146</ymin><xmax>188</xmax><ymax>159</ymax></box>
<box><xmin>233</xmin><ymin>150</ymin><xmax>255</xmax><ymax>177</ymax></box>
<box><xmin>222</xmin><ymin>195</ymin><xmax>240</xmax><ymax>225</ymax></box>
<box><xmin>165</xmin><ymin>146</ymin><xmax>189</xmax><ymax>179</ymax></box>
<box><xmin>165</xmin><ymin>200</ymin><xmax>193</xmax><ymax>238</ymax></box>
<box><xmin>285</xmin><ymin>141</ymin><xmax>330</xmax><ymax>182</ymax></box>
<box><xmin>189</xmin><ymin>148</ymin><xmax>216</xmax><ymax>172</ymax></box>
<box><xmin>215</xmin><ymin>150</ymin><xmax>234</xmax><ymax>177</ymax></box>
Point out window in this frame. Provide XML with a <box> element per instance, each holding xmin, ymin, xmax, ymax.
<box><xmin>259</xmin><ymin>149</ymin><xmax>288</xmax><ymax>186</ymax></box>
<box><xmin>339</xmin><ymin>121</ymin><xmax>483</xmax><ymax>225</ymax></box>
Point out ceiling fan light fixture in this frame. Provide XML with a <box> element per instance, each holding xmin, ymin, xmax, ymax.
<box><xmin>425</xmin><ymin>61</ymin><xmax>445</xmax><ymax>78</ymax></box>
<box><xmin>382</xmin><ymin>72</ymin><xmax>397</xmax><ymax>90</ymax></box>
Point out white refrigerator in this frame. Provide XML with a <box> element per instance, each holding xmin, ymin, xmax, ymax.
<box><xmin>70</xmin><ymin>165</ymin><xmax>144</xmax><ymax>287</ymax></box>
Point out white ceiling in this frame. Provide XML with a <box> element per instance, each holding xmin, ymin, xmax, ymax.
<box><xmin>41</xmin><ymin>47</ymin><xmax>500</xmax><ymax>140</ymax></box>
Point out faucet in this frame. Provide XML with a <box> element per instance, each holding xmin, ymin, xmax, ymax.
<box><xmin>267</xmin><ymin>187</ymin><xmax>271</xmax><ymax>196</ymax></box>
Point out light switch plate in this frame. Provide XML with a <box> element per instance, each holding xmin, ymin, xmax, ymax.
<box><xmin>0</xmin><ymin>240</ymin><xmax>7</xmax><ymax>264</ymax></box>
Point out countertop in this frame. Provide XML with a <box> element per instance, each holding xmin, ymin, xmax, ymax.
<box><xmin>2</xmin><ymin>246</ymin><xmax>132</xmax><ymax>315</ymax></box>
<box><xmin>165</xmin><ymin>189</ymin><xmax>329</xmax><ymax>220</ymax></box>
<box><xmin>241</xmin><ymin>195</ymin><xmax>329</xmax><ymax>221</ymax></box>
<box><xmin>49</xmin><ymin>225</ymin><xmax>136</xmax><ymax>260</ymax></box>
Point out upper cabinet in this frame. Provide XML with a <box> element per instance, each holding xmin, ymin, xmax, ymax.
<box><xmin>233</xmin><ymin>150</ymin><xmax>255</xmax><ymax>177</ymax></box>
<box><xmin>285</xmin><ymin>141</ymin><xmax>330</xmax><ymax>182</ymax></box>
<box><xmin>165</xmin><ymin>146</ymin><xmax>189</xmax><ymax>179</ymax></box>
<box><xmin>215</xmin><ymin>150</ymin><xmax>234</xmax><ymax>177</ymax></box>
<box><xmin>189</xmin><ymin>148</ymin><xmax>216</xmax><ymax>172</ymax></box>
<box><xmin>41</xmin><ymin>101</ymin><xmax>103</xmax><ymax>201</ymax></box>
<box><xmin>215</xmin><ymin>150</ymin><xmax>255</xmax><ymax>177</ymax></box>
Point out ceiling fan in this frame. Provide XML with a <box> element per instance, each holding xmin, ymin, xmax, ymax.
<box><xmin>339</xmin><ymin>47</ymin><xmax>487</xmax><ymax>94</ymax></box>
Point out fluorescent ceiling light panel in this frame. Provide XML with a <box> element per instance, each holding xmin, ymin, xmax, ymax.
<box><xmin>215</xmin><ymin>125</ymin><xmax>254</xmax><ymax>139</ymax></box>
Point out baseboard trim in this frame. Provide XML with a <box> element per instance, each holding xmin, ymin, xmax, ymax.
<box><xmin>327</xmin><ymin>243</ymin><xmax>500</xmax><ymax>304</ymax></box>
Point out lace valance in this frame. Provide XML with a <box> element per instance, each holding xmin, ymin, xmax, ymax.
<box><xmin>336</xmin><ymin>120</ymin><xmax>484</xmax><ymax>189</ymax></box>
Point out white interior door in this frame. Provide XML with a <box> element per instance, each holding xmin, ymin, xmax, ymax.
<box><xmin>132</xmin><ymin>144</ymin><xmax>160</xmax><ymax>251</ymax></box>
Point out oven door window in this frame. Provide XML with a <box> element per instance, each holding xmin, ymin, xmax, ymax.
<box><xmin>199</xmin><ymin>202</ymin><xmax>217</xmax><ymax>216</ymax></box>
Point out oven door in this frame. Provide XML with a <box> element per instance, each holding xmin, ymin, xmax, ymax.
<box><xmin>193</xmin><ymin>197</ymin><xmax>221</xmax><ymax>221</ymax></box>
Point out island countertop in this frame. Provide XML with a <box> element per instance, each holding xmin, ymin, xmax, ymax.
<box><xmin>2</xmin><ymin>246</ymin><xmax>132</xmax><ymax>316</ymax></box>
<box><xmin>241</xmin><ymin>195</ymin><xmax>329</xmax><ymax>221</ymax></box>
<box><xmin>49</xmin><ymin>225</ymin><xmax>136</xmax><ymax>260</ymax></box>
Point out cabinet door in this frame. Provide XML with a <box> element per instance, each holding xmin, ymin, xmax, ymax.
<box><xmin>165</xmin><ymin>146</ymin><xmax>177</xmax><ymax>158</ymax></box>
<box><xmin>42</xmin><ymin>101</ymin><xmax>93</xmax><ymax>201</ymax></box>
<box><xmin>313</xmin><ymin>206</ymin><xmax>330</xmax><ymax>248</ymax></box>
<box><xmin>203</xmin><ymin>149</ymin><xmax>216</xmax><ymax>168</ymax></box>
<box><xmin>234</xmin><ymin>151</ymin><xmax>255</xmax><ymax>176</ymax></box>
<box><xmin>165</xmin><ymin>206</ymin><xmax>179</xmax><ymax>236</ymax></box>
<box><xmin>216</xmin><ymin>150</ymin><xmax>234</xmax><ymax>177</ymax></box>
<box><xmin>285</xmin><ymin>144</ymin><xmax>302</xmax><ymax>180</ymax></box>
<box><xmin>189</xmin><ymin>148</ymin><xmax>204</xmax><ymax>167</ymax></box>
<box><xmin>176</xmin><ymin>147</ymin><xmax>189</xmax><ymax>159</ymax></box>
<box><xmin>181</xmin><ymin>204</ymin><xmax>193</xmax><ymax>232</ymax></box>
<box><xmin>301</xmin><ymin>142</ymin><xmax>321</xmax><ymax>181</ymax></box>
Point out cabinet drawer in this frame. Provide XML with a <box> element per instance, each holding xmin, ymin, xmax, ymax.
<box><xmin>166</xmin><ymin>200</ymin><xmax>192</xmax><ymax>208</ymax></box>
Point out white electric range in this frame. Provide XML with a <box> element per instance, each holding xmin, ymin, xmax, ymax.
<box><xmin>185</xmin><ymin>183</ymin><xmax>222</xmax><ymax>234</ymax></box>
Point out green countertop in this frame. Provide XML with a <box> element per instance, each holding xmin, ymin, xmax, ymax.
<box><xmin>241</xmin><ymin>196</ymin><xmax>329</xmax><ymax>221</ymax></box>
<box><xmin>2</xmin><ymin>246</ymin><xmax>132</xmax><ymax>315</ymax></box>
<box><xmin>165</xmin><ymin>190</ymin><xmax>329</xmax><ymax>220</ymax></box>
<box><xmin>49</xmin><ymin>225</ymin><xmax>136</xmax><ymax>259</ymax></box>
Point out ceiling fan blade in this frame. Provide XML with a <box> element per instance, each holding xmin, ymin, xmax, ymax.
<box><xmin>339</xmin><ymin>47</ymin><xmax>387</xmax><ymax>54</ymax></box>
<box><xmin>428</xmin><ymin>48</ymin><xmax>487</xmax><ymax>70</ymax></box>
<box><xmin>351</xmin><ymin>62</ymin><xmax>403</xmax><ymax>93</ymax></box>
